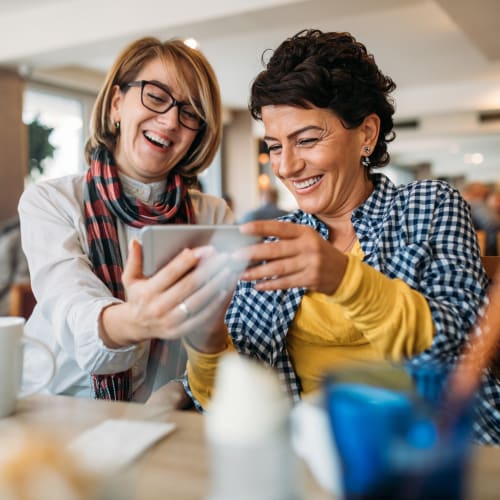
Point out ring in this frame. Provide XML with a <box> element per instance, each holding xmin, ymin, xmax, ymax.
<box><xmin>178</xmin><ymin>301</ymin><xmax>191</xmax><ymax>319</ymax></box>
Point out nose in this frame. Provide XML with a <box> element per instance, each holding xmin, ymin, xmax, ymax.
<box><xmin>274</xmin><ymin>146</ymin><xmax>304</xmax><ymax>179</ymax></box>
<box><xmin>155</xmin><ymin>105</ymin><xmax>181</xmax><ymax>129</ymax></box>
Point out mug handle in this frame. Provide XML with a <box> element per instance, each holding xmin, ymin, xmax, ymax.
<box><xmin>18</xmin><ymin>335</ymin><xmax>56</xmax><ymax>397</ymax></box>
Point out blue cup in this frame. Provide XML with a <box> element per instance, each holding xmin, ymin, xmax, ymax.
<box><xmin>324</xmin><ymin>363</ymin><xmax>475</xmax><ymax>500</ymax></box>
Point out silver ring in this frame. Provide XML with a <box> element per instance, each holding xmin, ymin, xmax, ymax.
<box><xmin>178</xmin><ymin>301</ymin><xmax>191</xmax><ymax>319</ymax></box>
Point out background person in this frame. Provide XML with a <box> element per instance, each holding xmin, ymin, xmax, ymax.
<box><xmin>0</xmin><ymin>215</ymin><xmax>30</xmax><ymax>315</ymax></box>
<box><xmin>239</xmin><ymin>186</ymin><xmax>287</xmax><ymax>223</ymax></box>
<box><xmin>19</xmin><ymin>36</ymin><xmax>237</xmax><ymax>407</ymax></box>
<box><xmin>483</xmin><ymin>189</ymin><xmax>500</xmax><ymax>255</ymax></box>
<box><xmin>183</xmin><ymin>29</ymin><xmax>497</xmax><ymax>444</ymax></box>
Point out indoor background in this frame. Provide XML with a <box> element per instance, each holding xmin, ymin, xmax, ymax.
<box><xmin>1</xmin><ymin>0</ymin><xmax>500</xmax><ymax>220</ymax></box>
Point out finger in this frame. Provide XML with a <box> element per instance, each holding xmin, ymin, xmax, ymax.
<box><xmin>187</xmin><ymin>267</ymin><xmax>237</xmax><ymax>315</ymax></box>
<box><xmin>240</xmin><ymin>252</ymin><xmax>306</xmax><ymax>282</ymax></box>
<box><xmin>123</xmin><ymin>239</ymin><xmax>144</xmax><ymax>285</ymax></box>
<box><xmin>162</xmin><ymin>289</ymin><xmax>230</xmax><ymax>340</ymax></box>
<box><xmin>232</xmin><ymin>238</ymin><xmax>297</xmax><ymax>265</ymax></box>
<box><xmin>152</xmin><ymin>252</ymin><xmax>233</xmax><ymax>317</ymax></box>
<box><xmin>149</xmin><ymin>247</ymin><xmax>214</xmax><ymax>292</ymax></box>
<box><xmin>253</xmin><ymin>273</ymin><xmax>306</xmax><ymax>292</ymax></box>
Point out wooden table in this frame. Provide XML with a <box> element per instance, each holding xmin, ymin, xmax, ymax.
<box><xmin>2</xmin><ymin>395</ymin><xmax>499</xmax><ymax>499</ymax></box>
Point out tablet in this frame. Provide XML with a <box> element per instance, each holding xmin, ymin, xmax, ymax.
<box><xmin>140</xmin><ymin>225</ymin><xmax>261</xmax><ymax>276</ymax></box>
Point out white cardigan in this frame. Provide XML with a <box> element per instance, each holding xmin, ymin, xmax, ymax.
<box><xmin>18</xmin><ymin>173</ymin><xmax>232</xmax><ymax>398</ymax></box>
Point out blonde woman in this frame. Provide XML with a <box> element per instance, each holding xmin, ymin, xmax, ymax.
<box><xmin>19</xmin><ymin>37</ymin><xmax>234</xmax><ymax>406</ymax></box>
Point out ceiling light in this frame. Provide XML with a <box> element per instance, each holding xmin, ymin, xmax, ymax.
<box><xmin>183</xmin><ymin>38</ymin><xmax>200</xmax><ymax>50</ymax></box>
<box><xmin>464</xmin><ymin>153</ymin><xmax>484</xmax><ymax>165</ymax></box>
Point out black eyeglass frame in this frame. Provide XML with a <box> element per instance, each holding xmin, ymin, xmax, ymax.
<box><xmin>121</xmin><ymin>80</ymin><xmax>206</xmax><ymax>131</ymax></box>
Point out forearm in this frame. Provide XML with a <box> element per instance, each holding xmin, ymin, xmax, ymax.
<box><xmin>185</xmin><ymin>334</ymin><xmax>235</xmax><ymax>409</ymax></box>
<box><xmin>332</xmin><ymin>255</ymin><xmax>434</xmax><ymax>359</ymax></box>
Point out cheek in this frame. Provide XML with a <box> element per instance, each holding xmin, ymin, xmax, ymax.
<box><xmin>270</xmin><ymin>156</ymin><xmax>281</xmax><ymax>175</ymax></box>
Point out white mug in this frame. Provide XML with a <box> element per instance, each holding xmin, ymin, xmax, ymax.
<box><xmin>0</xmin><ymin>316</ymin><xmax>56</xmax><ymax>418</ymax></box>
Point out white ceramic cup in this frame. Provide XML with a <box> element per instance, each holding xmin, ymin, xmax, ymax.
<box><xmin>0</xmin><ymin>316</ymin><xmax>56</xmax><ymax>418</ymax></box>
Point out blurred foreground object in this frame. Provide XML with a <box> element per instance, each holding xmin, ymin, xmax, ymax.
<box><xmin>324</xmin><ymin>362</ymin><xmax>475</xmax><ymax>500</ymax></box>
<box><xmin>0</xmin><ymin>429</ymin><xmax>104</xmax><ymax>500</ymax></box>
<box><xmin>205</xmin><ymin>354</ymin><xmax>301</xmax><ymax>500</ymax></box>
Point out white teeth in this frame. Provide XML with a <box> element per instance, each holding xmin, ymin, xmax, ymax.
<box><xmin>293</xmin><ymin>176</ymin><xmax>322</xmax><ymax>189</ymax></box>
<box><xmin>144</xmin><ymin>131</ymin><xmax>171</xmax><ymax>147</ymax></box>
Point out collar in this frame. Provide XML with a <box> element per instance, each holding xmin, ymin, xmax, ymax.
<box><xmin>118</xmin><ymin>173</ymin><xmax>167</xmax><ymax>205</ymax></box>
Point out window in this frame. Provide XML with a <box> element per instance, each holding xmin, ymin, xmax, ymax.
<box><xmin>23</xmin><ymin>85</ymin><xmax>91</xmax><ymax>181</ymax></box>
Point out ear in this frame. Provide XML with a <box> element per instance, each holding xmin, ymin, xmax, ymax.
<box><xmin>109</xmin><ymin>84</ymin><xmax>123</xmax><ymax>123</ymax></box>
<box><xmin>359</xmin><ymin>113</ymin><xmax>380</xmax><ymax>153</ymax></box>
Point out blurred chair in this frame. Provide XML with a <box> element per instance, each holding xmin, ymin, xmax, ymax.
<box><xmin>480</xmin><ymin>255</ymin><xmax>500</xmax><ymax>380</ymax></box>
<box><xmin>481</xmin><ymin>255</ymin><xmax>500</xmax><ymax>281</ymax></box>
<box><xmin>476</xmin><ymin>230</ymin><xmax>487</xmax><ymax>256</ymax></box>
<box><xmin>9</xmin><ymin>282</ymin><xmax>36</xmax><ymax>319</ymax></box>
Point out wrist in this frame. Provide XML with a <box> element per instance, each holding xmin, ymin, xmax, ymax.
<box><xmin>100</xmin><ymin>302</ymin><xmax>139</xmax><ymax>348</ymax></box>
<box><xmin>186</xmin><ymin>326</ymin><xmax>228</xmax><ymax>354</ymax></box>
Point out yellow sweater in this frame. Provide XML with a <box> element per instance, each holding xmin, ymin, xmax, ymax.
<box><xmin>186</xmin><ymin>241</ymin><xmax>434</xmax><ymax>408</ymax></box>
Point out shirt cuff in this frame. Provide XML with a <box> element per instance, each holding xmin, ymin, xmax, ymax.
<box><xmin>184</xmin><ymin>336</ymin><xmax>235</xmax><ymax>409</ymax></box>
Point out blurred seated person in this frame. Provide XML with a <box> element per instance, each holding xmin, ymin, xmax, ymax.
<box><xmin>18</xmin><ymin>36</ymin><xmax>237</xmax><ymax>407</ymax></box>
<box><xmin>239</xmin><ymin>186</ymin><xmax>287</xmax><ymax>222</ymax></box>
<box><xmin>460</xmin><ymin>181</ymin><xmax>492</xmax><ymax>230</ymax></box>
<box><xmin>0</xmin><ymin>215</ymin><xmax>29</xmax><ymax>315</ymax></box>
<box><xmin>181</xmin><ymin>29</ymin><xmax>497</xmax><ymax>444</ymax></box>
<box><xmin>484</xmin><ymin>189</ymin><xmax>500</xmax><ymax>255</ymax></box>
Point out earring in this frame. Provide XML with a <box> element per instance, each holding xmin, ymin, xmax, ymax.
<box><xmin>114</xmin><ymin>121</ymin><xmax>120</xmax><ymax>133</ymax></box>
<box><xmin>362</xmin><ymin>146</ymin><xmax>371</xmax><ymax>167</ymax></box>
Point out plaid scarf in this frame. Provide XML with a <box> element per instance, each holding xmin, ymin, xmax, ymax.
<box><xmin>84</xmin><ymin>147</ymin><xmax>195</xmax><ymax>401</ymax></box>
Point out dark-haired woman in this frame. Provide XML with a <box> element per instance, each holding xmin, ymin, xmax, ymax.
<box><xmin>184</xmin><ymin>30</ymin><xmax>497</xmax><ymax>444</ymax></box>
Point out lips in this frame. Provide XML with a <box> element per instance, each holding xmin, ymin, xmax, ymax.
<box><xmin>143</xmin><ymin>131</ymin><xmax>172</xmax><ymax>148</ymax></box>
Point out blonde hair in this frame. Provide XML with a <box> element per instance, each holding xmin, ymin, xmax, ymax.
<box><xmin>84</xmin><ymin>37</ymin><xmax>222</xmax><ymax>178</ymax></box>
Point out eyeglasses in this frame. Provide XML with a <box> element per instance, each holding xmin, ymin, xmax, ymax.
<box><xmin>122</xmin><ymin>80</ymin><xmax>205</xmax><ymax>131</ymax></box>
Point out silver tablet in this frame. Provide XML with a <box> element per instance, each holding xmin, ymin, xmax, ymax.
<box><xmin>140</xmin><ymin>225</ymin><xmax>261</xmax><ymax>276</ymax></box>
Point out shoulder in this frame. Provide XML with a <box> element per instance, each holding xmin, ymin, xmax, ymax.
<box><xmin>18</xmin><ymin>174</ymin><xmax>86</xmax><ymax>221</ymax></box>
<box><xmin>188</xmin><ymin>190</ymin><xmax>234</xmax><ymax>224</ymax></box>
<box><xmin>374</xmin><ymin>174</ymin><xmax>464</xmax><ymax>208</ymax></box>
<box><xmin>20</xmin><ymin>174</ymin><xmax>85</xmax><ymax>207</ymax></box>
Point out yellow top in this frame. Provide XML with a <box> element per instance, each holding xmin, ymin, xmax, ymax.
<box><xmin>186</xmin><ymin>240</ymin><xmax>434</xmax><ymax>408</ymax></box>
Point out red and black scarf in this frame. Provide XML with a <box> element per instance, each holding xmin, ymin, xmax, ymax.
<box><xmin>83</xmin><ymin>147</ymin><xmax>195</xmax><ymax>400</ymax></box>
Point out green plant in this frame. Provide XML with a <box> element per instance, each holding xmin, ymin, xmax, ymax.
<box><xmin>27</xmin><ymin>116</ymin><xmax>56</xmax><ymax>176</ymax></box>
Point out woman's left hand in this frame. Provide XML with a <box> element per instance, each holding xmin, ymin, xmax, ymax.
<box><xmin>146</xmin><ymin>380</ymin><xmax>193</xmax><ymax>410</ymax></box>
<box><xmin>236</xmin><ymin>220</ymin><xmax>349</xmax><ymax>295</ymax></box>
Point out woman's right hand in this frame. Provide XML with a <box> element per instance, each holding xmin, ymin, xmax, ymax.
<box><xmin>100</xmin><ymin>240</ymin><xmax>238</xmax><ymax>352</ymax></box>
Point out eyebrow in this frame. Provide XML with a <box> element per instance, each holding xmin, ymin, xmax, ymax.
<box><xmin>264</xmin><ymin>125</ymin><xmax>323</xmax><ymax>142</ymax></box>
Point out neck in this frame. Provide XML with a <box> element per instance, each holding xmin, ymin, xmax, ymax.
<box><xmin>326</xmin><ymin>177</ymin><xmax>373</xmax><ymax>251</ymax></box>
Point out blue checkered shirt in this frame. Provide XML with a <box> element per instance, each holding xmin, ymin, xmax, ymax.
<box><xmin>186</xmin><ymin>173</ymin><xmax>499</xmax><ymax>444</ymax></box>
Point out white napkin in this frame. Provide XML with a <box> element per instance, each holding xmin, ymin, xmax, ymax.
<box><xmin>68</xmin><ymin>419</ymin><xmax>176</xmax><ymax>472</ymax></box>
<box><xmin>290</xmin><ymin>399</ymin><xmax>343</xmax><ymax>497</ymax></box>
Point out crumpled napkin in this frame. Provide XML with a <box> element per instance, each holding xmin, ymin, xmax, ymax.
<box><xmin>69</xmin><ymin>419</ymin><xmax>176</xmax><ymax>472</ymax></box>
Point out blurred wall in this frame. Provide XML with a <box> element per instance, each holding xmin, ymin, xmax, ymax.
<box><xmin>0</xmin><ymin>68</ymin><xmax>25</xmax><ymax>223</ymax></box>
<box><xmin>222</xmin><ymin>110</ymin><xmax>259</xmax><ymax>220</ymax></box>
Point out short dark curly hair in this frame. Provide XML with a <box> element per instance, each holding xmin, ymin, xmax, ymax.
<box><xmin>249</xmin><ymin>29</ymin><xmax>396</xmax><ymax>168</ymax></box>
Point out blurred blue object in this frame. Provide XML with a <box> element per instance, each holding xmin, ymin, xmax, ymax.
<box><xmin>324</xmin><ymin>363</ymin><xmax>475</xmax><ymax>500</ymax></box>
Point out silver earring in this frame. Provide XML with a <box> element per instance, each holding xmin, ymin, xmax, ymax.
<box><xmin>362</xmin><ymin>146</ymin><xmax>371</xmax><ymax>167</ymax></box>
<box><xmin>114</xmin><ymin>121</ymin><xmax>120</xmax><ymax>133</ymax></box>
